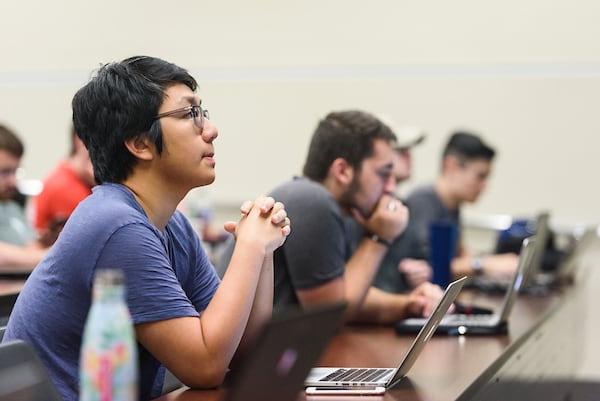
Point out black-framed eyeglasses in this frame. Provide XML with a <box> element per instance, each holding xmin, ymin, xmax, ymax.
<box><xmin>155</xmin><ymin>105</ymin><xmax>210</xmax><ymax>131</ymax></box>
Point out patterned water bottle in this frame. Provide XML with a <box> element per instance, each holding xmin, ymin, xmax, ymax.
<box><xmin>80</xmin><ymin>269</ymin><xmax>138</xmax><ymax>401</ymax></box>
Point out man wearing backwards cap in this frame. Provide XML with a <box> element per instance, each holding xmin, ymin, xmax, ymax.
<box><xmin>372</xmin><ymin>127</ymin><xmax>434</xmax><ymax>292</ymax></box>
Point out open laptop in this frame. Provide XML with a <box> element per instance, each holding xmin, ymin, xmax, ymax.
<box><xmin>224</xmin><ymin>303</ymin><xmax>345</xmax><ymax>401</ymax></box>
<box><xmin>551</xmin><ymin>226</ymin><xmax>599</xmax><ymax>285</ymax></box>
<box><xmin>397</xmin><ymin>237</ymin><xmax>536</xmax><ymax>336</ymax></box>
<box><xmin>470</xmin><ymin>212</ymin><xmax>548</xmax><ymax>293</ymax></box>
<box><xmin>304</xmin><ymin>276</ymin><xmax>467</xmax><ymax>389</ymax></box>
<box><xmin>522</xmin><ymin>212</ymin><xmax>550</xmax><ymax>286</ymax></box>
<box><xmin>525</xmin><ymin>216</ymin><xmax>596</xmax><ymax>289</ymax></box>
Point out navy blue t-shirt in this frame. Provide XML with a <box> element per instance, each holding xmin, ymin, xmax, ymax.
<box><xmin>3</xmin><ymin>183</ymin><xmax>220</xmax><ymax>401</ymax></box>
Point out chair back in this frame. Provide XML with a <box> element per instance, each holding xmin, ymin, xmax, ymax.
<box><xmin>0</xmin><ymin>340</ymin><xmax>62</xmax><ymax>401</ymax></box>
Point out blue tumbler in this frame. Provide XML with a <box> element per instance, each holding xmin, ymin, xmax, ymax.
<box><xmin>428</xmin><ymin>220</ymin><xmax>459</xmax><ymax>287</ymax></box>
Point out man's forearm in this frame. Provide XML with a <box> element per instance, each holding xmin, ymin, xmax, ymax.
<box><xmin>343</xmin><ymin>238</ymin><xmax>389</xmax><ymax>318</ymax></box>
<box><xmin>234</xmin><ymin>253</ymin><xmax>274</xmax><ymax>359</ymax></box>
<box><xmin>352</xmin><ymin>287</ymin><xmax>410</xmax><ymax>324</ymax></box>
<box><xmin>0</xmin><ymin>241</ymin><xmax>46</xmax><ymax>269</ymax></box>
<box><xmin>199</xmin><ymin>238</ymin><xmax>266</xmax><ymax>371</ymax></box>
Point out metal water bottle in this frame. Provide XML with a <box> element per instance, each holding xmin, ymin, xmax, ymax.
<box><xmin>80</xmin><ymin>269</ymin><xmax>137</xmax><ymax>401</ymax></box>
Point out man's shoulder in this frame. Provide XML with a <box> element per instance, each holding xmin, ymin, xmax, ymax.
<box><xmin>407</xmin><ymin>184</ymin><xmax>437</xmax><ymax>201</ymax></box>
<box><xmin>270</xmin><ymin>177</ymin><xmax>336</xmax><ymax>208</ymax></box>
<box><xmin>69</xmin><ymin>184</ymin><xmax>150</xmax><ymax>232</ymax></box>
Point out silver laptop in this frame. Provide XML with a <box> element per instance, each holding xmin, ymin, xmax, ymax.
<box><xmin>304</xmin><ymin>276</ymin><xmax>467</xmax><ymax>388</ymax></box>
<box><xmin>553</xmin><ymin>226</ymin><xmax>599</xmax><ymax>284</ymax></box>
<box><xmin>524</xmin><ymin>212</ymin><xmax>550</xmax><ymax>286</ymax></box>
<box><xmin>470</xmin><ymin>212</ymin><xmax>547</xmax><ymax>293</ymax></box>
<box><xmin>397</xmin><ymin>237</ymin><xmax>536</xmax><ymax>335</ymax></box>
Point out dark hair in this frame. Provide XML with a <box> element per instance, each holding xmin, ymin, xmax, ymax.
<box><xmin>69</xmin><ymin>125</ymin><xmax>78</xmax><ymax>156</ymax></box>
<box><xmin>302</xmin><ymin>110</ymin><xmax>397</xmax><ymax>182</ymax></box>
<box><xmin>72</xmin><ymin>56</ymin><xmax>197</xmax><ymax>184</ymax></box>
<box><xmin>442</xmin><ymin>131</ymin><xmax>496</xmax><ymax>164</ymax></box>
<box><xmin>0</xmin><ymin>124</ymin><xmax>24</xmax><ymax>158</ymax></box>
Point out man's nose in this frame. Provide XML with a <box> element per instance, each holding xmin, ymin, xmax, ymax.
<box><xmin>202</xmin><ymin>120</ymin><xmax>218</xmax><ymax>143</ymax></box>
<box><xmin>384</xmin><ymin>174</ymin><xmax>397</xmax><ymax>194</ymax></box>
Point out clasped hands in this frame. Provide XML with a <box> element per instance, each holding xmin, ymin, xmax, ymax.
<box><xmin>224</xmin><ymin>196</ymin><xmax>291</xmax><ymax>253</ymax></box>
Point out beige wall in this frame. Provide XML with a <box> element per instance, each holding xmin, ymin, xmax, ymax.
<box><xmin>1</xmin><ymin>0</ymin><xmax>599</xmax><ymax>224</ymax></box>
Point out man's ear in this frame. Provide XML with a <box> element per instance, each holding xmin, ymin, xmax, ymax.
<box><xmin>329</xmin><ymin>158</ymin><xmax>355</xmax><ymax>186</ymax></box>
<box><xmin>443</xmin><ymin>155</ymin><xmax>462</xmax><ymax>174</ymax></box>
<box><xmin>124</xmin><ymin>135</ymin><xmax>155</xmax><ymax>161</ymax></box>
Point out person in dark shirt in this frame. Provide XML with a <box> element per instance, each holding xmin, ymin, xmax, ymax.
<box><xmin>0</xmin><ymin>124</ymin><xmax>47</xmax><ymax>270</ymax></box>
<box><xmin>376</xmin><ymin>131</ymin><xmax>518</xmax><ymax>293</ymax></box>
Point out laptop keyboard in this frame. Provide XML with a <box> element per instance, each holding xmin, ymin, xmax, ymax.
<box><xmin>320</xmin><ymin>368</ymin><xmax>392</xmax><ymax>383</ymax></box>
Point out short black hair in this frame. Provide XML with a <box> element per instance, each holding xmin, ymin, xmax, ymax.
<box><xmin>0</xmin><ymin>124</ymin><xmax>24</xmax><ymax>158</ymax></box>
<box><xmin>69</xmin><ymin>125</ymin><xmax>78</xmax><ymax>156</ymax></box>
<box><xmin>303</xmin><ymin>110</ymin><xmax>397</xmax><ymax>182</ymax></box>
<box><xmin>72</xmin><ymin>56</ymin><xmax>197</xmax><ymax>184</ymax></box>
<box><xmin>442</xmin><ymin>131</ymin><xmax>496</xmax><ymax>163</ymax></box>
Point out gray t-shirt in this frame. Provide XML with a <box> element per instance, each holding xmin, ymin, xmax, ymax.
<box><xmin>0</xmin><ymin>200</ymin><xmax>35</xmax><ymax>245</ymax></box>
<box><xmin>374</xmin><ymin>184</ymin><xmax>460</xmax><ymax>293</ymax></box>
<box><xmin>216</xmin><ymin>177</ymin><xmax>357</xmax><ymax>311</ymax></box>
<box><xmin>272</xmin><ymin>177</ymin><xmax>358</xmax><ymax>309</ymax></box>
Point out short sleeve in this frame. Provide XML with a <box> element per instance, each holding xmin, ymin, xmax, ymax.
<box><xmin>96</xmin><ymin>223</ymin><xmax>199</xmax><ymax>325</ymax></box>
<box><xmin>282</xmin><ymin>195</ymin><xmax>346</xmax><ymax>289</ymax></box>
<box><xmin>187</xmin><ymin>230</ymin><xmax>220</xmax><ymax>312</ymax></box>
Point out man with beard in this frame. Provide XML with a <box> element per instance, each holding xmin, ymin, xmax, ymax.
<box><xmin>262</xmin><ymin>111</ymin><xmax>444</xmax><ymax>322</ymax></box>
<box><xmin>0</xmin><ymin>124</ymin><xmax>47</xmax><ymax>270</ymax></box>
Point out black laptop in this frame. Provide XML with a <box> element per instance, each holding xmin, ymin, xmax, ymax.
<box><xmin>540</xmin><ymin>225</ymin><xmax>598</xmax><ymax>286</ymax></box>
<box><xmin>224</xmin><ymin>303</ymin><xmax>345</xmax><ymax>401</ymax></box>
<box><xmin>396</xmin><ymin>237</ymin><xmax>536</xmax><ymax>336</ymax></box>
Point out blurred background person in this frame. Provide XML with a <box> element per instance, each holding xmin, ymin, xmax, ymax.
<box><xmin>0</xmin><ymin>124</ymin><xmax>47</xmax><ymax>270</ymax></box>
<box><xmin>421</xmin><ymin>131</ymin><xmax>518</xmax><ymax>280</ymax></box>
<box><xmin>376</xmin><ymin>131</ymin><xmax>518</xmax><ymax>294</ymax></box>
<box><xmin>373</xmin><ymin>128</ymin><xmax>433</xmax><ymax>292</ymax></box>
<box><xmin>34</xmin><ymin>127</ymin><xmax>95</xmax><ymax>246</ymax></box>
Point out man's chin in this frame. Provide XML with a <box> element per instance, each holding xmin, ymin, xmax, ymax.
<box><xmin>346</xmin><ymin>204</ymin><xmax>375</xmax><ymax>220</ymax></box>
<box><xmin>197</xmin><ymin>174</ymin><xmax>216</xmax><ymax>187</ymax></box>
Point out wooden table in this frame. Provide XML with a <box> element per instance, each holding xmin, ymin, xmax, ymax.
<box><xmin>153</xmin><ymin>236</ymin><xmax>600</xmax><ymax>401</ymax></box>
<box><xmin>0</xmin><ymin>279</ymin><xmax>26</xmax><ymax>297</ymax></box>
<box><xmin>153</xmin><ymin>291</ymin><xmax>557</xmax><ymax>401</ymax></box>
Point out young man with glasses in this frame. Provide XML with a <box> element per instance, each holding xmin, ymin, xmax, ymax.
<box><xmin>4</xmin><ymin>56</ymin><xmax>291</xmax><ymax>401</ymax></box>
<box><xmin>0</xmin><ymin>124</ymin><xmax>47</xmax><ymax>269</ymax></box>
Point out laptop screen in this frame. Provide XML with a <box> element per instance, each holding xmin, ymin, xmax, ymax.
<box><xmin>498</xmin><ymin>237</ymin><xmax>537</xmax><ymax>322</ymax></box>
<box><xmin>387</xmin><ymin>276</ymin><xmax>467</xmax><ymax>387</ymax></box>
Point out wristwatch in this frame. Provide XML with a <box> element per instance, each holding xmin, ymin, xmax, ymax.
<box><xmin>365</xmin><ymin>232</ymin><xmax>392</xmax><ymax>248</ymax></box>
<box><xmin>471</xmin><ymin>257</ymin><xmax>484</xmax><ymax>275</ymax></box>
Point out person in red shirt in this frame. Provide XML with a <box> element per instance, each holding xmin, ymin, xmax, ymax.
<box><xmin>34</xmin><ymin>127</ymin><xmax>95</xmax><ymax>245</ymax></box>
